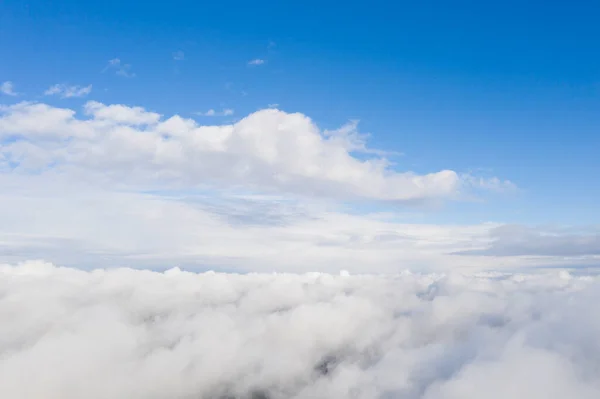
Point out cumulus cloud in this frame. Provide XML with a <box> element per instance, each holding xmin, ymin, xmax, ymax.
<box><xmin>103</xmin><ymin>58</ymin><xmax>136</xmax><ymax>78</ymax></box>
<box><xmin>44</xmin><ymin>84</ymin><xmax>92</xmax><ymax>98</ymax></box>
<box><xmin>0</xmin><ymin>101</ymin><xmax>507</xmax><ymax>202</ymax></box>
<box><xmin>248</xmin><ymin>59</ymin><xmax>266</xmax><ymax>66</ymax></box>
<box><xmin>1</xmin><ymin>260</ymin><xmax>599</xmax><ymax>398</ymax></box>
<box><xmin>0</xmin><ymin>81</ymin><xmax>17</xmax><ymax>96</ymax></box>
<box><xmin>83</xmin><ymin>100</ymin><xmax>161</xmax><ymax>125</ymax></box>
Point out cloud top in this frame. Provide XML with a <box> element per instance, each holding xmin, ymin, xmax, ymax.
<box><xmin>1</xmin><ymin>261</ymin><xmax>599</xmax><ymax>398</ymax></box>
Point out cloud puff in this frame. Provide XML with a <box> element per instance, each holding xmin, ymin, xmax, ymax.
<box><xmin>44</xmin><ymin>84</ymin><xmax>92</xmax><ymax>98</ymax></box>
<box><xmin>1</xmin><ymin>261</ymin><xmax>599</xmax><ymax>398</ymax></box>
<box><xmin>103</xmin><ymin>58</ymin><xmax>136</xmax><ymax>78</ymax></box>
<box><xmin>248</xmin><ymin>59</ymin><xmax>266</xmax><ymax>66</ymax></box>
<box><xmin>0</xmin><ymin>101</ymin><xmax>509</xmax><ymax>202</ymax></box>
<box><xmin>0</xmin><ymin>81</ymin><xmax>17</xmax><ymax>96</ymax></box>
<box><xmin>83</xmin><ymin>100</ymin><xmax>161</xmax><ymax>125</ymax></box>
<box><xmin>196</xmin><ymin>108</ymin><xmax>235</xmax><ymax>117</ymax></box>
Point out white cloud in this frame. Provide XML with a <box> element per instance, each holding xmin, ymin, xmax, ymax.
<box><xmin>2</xmin><ymin>173</ymin><xmax>596</xmax><ymax>273</ymax></box>
<box><xmin>172</xmin><ymin>50</ymin><xmax>185</xmax><ymax>61</ymax></box>
<box><xmin>0</xmin><ymin>101</ymin><xmax>531</xmax><ymax>273</ymax></box>
<box><xmin>248</xmin><ymin>58</ymin><xmax>266</xmax><ymax>66</ymax></box>
<box><xmin>1</xmin><ymin>260</ymin><xmax>599</xmax><ymax>398</ymax></box>
<box><xmin>0</xmin><ymin>81</ymin><xmax>17</xmax><ymax>96</ymax></box>
<box><xmin>195</xmin><ymin>108</ymin><xmax>234</xmax><ymax>117</ymax></box>
<box><xmin>0</xmin><ymin>101</ymin><xmax>507</xmax><ymax>203</ymax></box>
<box><xmin>458</xmin><ymin>224</ymin><xmax>600</xmax><ymax>257</ymax></box>
<box><xmin>0</xmin><ymin>176</ymin><xmax>504</xmax><ymax>272</ymax></box>
<box><xmin>44</xmin><ymin>84</ymin><xmax>92</xmax><ymax>98</ymax></box>
<box><xmin>103</xmin><ymin>58</ymin><xmax>136</xmax><ymax>78</ymax></box>
<box><xmin>83</xmin><ymin>100</ymin><xmax>161</xmax><ymax>125</ymax></box>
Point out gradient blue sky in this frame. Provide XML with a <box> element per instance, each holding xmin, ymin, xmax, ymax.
<box><xmin>1</xmin><ymin>0</ymin><xmax>600</xmax><ymax>227</ymax></box>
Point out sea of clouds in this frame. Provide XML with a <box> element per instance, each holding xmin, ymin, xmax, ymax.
<box><xmin>2</xmin><ymin>260</ymin><xmax>600</xmax><ymax>398</ymax></box>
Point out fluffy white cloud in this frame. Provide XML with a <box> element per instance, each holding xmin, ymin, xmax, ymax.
<box><xmin>83</xmin><ymin>100</ymin><xmax>161</xmax><ymax>125</ymax></box>
<box><xmin>44</xmin><ymin>84</ymin><xmax>92</xmax><ymax>98</ymax></box>
<box><xmin>0</xmin><ymin>81</ymin><xmax>17</xmax><ymax>96</ymax></box>
<box><xmin>0</xmin><ymin>101</ymin><xmax>509</xmax><ymax>202</ymax></box>
<box><xmin>1</xmin><ymin>261</ymin><xmax>599</xmax><ymax>398</ymax></box>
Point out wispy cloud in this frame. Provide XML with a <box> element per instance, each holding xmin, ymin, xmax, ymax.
<box><xmin>44</xmin><ymin>84</ymin><xmax>92</xmax><ymax>98</ymax></box>
<box><xmin>172</xmin><ymin>50</ymin><xmax>185</xmax><ymax>61</ymax></box>
<box><xmin>225</xmin><ymin>82</ymin><xmax>248</xmax><ymax>97</ymax></box>
<box><xmin>195</xmin><ymin>108</ymin><xmax>234</xmax><ymax>117</ymax></box>
<box><xmin>267</xmin><ymin>103</ymin><xmax>279</xmax><ymax>108</ymax></box>
<box><xmin>0</xmin><ymin>81</ymin><xmax>17</xmax><ymax>96</ymax></box>
<box><xmin>103</xmin><ymin>58</ymin><xmax>136</xmax><ymax>78</ymax></box>
<box><xmin>248</xmin><ymin>59</ymin><xmax>266</xmax><ymax>66</ymax></box>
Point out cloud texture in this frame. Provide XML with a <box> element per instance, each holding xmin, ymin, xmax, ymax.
<box><xmin>0</xmin><ymin>101</ymin><xmax>510</xmax><ymax>202</ymax></box>
<box><xmin>1</xmin><ymin>261</ymin><xmax>600</xmax><ymax>398</ymax></box>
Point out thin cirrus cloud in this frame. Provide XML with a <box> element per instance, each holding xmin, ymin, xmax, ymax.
<box><xmin>248</xmin><ymin>58</ymin><xmax>266</xmax><ymax>66</ymax></box>
<box><xmin>456</xmin><ymin>224</ymin><xmax>600</xmax><ymax>257</ymax></box>
<box><xmin>0</xmin><ymin>100</ymin><xmax>514</xmax><ymax>203</ymax></box>
<box><xmin>103</xmin><ymin>58</ymin><xmax>136</xmax><ymax>77</ymax></box>
<box><xmin>44</xmin><ymin>84</ymin><xmax>92</xmax><ymax>98</ymax></box>
<box><xmin>195</xmin><ymin>108</ymin><xmax>235</xmax><ymax>117</ymax></box>
<box><xmin>172</xmin><ymin>50</ymin><xmax>185</xmax><ymax>61</ymax></box>
<box><xmin>1</xmin><ymin>260</ymin><xmax>600</xmax><ymax>399</ymax></box>
<box><xmin>0</xmin><ymin>81</ymin><xmax>17</xmax><ymax>96</ymax></box>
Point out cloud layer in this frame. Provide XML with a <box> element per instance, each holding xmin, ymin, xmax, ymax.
<box><xmin>458</xmin><ymin>225</ymin><xmax>600</xmax><ymax>257</ymax></box>
<box><xmin>1</xmin><ymin>261</ymin><xmax>600</xmax><ymax>399</ymax></box>
<box><xmin>0</xmin><ymin>101</ymin><xmax>510</xmax><ymax>202</ymax></box>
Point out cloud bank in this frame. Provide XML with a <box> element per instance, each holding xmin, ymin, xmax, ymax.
<box><xmin>1</xmin><ymin>261</ymin><xmax>600</xmax><ymax>399</ymax></box>
<box><xmin>0</xmin><ymin>101</ymin><xmax>510</xmax><ymax>202</ymax></box>
<box><xmin>458</xmin><ymin>225</ymin><xmax>600</xmax><ymax>257</ymax></box>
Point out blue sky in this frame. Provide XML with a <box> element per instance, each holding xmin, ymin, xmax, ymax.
<box><xmin>1</xmin><ymin>0</ymin><xmax>600</xmax><ymax>272</ymax></box>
